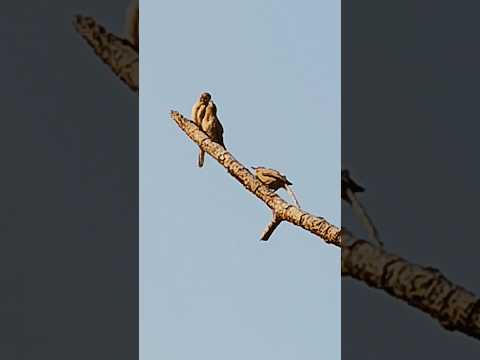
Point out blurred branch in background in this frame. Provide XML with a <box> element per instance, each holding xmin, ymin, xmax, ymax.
<box><xmin>342</xmin><ymin>173</ymin><xmax>480</xmax><ymax>341</ymax></box>
<box><xmin>72</xmin><ymin>0</ymin><xmax>139</xmax><ymax>92</ymax></box>
<box><xmin>342</xmin><ymin>170</ymin><xmax>382</xmax><ymax>246</ymax></box>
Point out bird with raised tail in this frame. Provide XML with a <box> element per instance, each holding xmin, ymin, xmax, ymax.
<box><xmin>251</xmin><ymin>166</ymin><xmax>301</xmax><ymax>208</ymax></box>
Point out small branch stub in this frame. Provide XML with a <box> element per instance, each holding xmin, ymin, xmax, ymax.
<box><xmin>261</xmin><ymin>213</ymin><xmax>282</xmax><ymax>241</ymax></box>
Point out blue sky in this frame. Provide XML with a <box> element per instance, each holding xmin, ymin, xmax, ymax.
<box><xmin>140</xmin><ymin>1</ymin><xmax>340</xmax><ymax>359</ymax></box>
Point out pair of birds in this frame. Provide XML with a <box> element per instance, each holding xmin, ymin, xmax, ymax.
<box><xmin>191</xmin><ymin>92</ymin><xmax>301</xmax><ymax>208</ymax></box>
<box><xmin>191</xmin><ymin>92</ymin><xmax>225</xmax><ymax>168</ymax></box>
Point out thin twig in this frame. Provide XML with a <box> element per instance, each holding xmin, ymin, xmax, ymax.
<box><xmin>285</xmin><ymin>184</ymin><xmax>301</xmax><ymax>209</ymax></box>
<box><xmin>261</xmin><ymin>213</ymin><xmax>282</xmax><ymax>241</ymax></box>
<box><xmin>345</xmin><ymin>188</ymin><xmax>382</xmax><ymax>246</ymax></box>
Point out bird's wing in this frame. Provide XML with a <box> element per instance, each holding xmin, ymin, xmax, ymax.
<box><xmin>194</xmin><ymin>104</ymin><xmax>207</xmax><ymax>126</ymax></box>
<box><xmin>217</xmin><ymin>122</ymin><xmax>225</xmax><ymax>147</ymax></box>
<box><xmin>215</xmin><ymin>117</ymin><xmax>225</xmax><ymax>145</ymax></box>
<box><xmin>191</xmin><ymin>103</ymin><xmax>200</xmax><ymax>123</ymax></box>
<box><xmin>217</xmin><ymin>118</ymin><xmax>224</xmax><ymax>135</ymax></box>
<box><xmin>262</xmin><ymin>168</ymin><xmax>289</xmax><ymax>183</ymax></box>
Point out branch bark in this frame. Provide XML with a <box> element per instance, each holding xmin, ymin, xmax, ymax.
<box><xmin>73</xmin><ymin>15</ymin><xmax>139</xmax><ymax>92</ymax></box>
<box><xmin>261</xmin><ymin>213</ymin><xmax>282</xmax><ymax>241</ymax></box>
<box><xmin>170</xmin><ymin>111</ymin><xmax>342</xmax><ymax>246</ymax></box>
<box><xmin>342</xmin><ymin>235</ymin><xmax>480</xmax><ymax>340</ymax></box>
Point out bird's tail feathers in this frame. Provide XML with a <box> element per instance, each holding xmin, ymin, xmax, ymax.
<box><xmin>198</xmin><ymin>150</ymin><xmax>205</xmax><ymax>168</ymax></box>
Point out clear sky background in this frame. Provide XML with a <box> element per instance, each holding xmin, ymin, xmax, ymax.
<box><xmin>140</xmin><ymin>1</ymin><xmax>340</xmax><ymax>359</ymax></box>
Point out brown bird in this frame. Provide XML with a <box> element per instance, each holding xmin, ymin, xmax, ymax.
<box><xmin>191</xmin><ymin>92</ymin><xmax>211</xmax><ymax>126</ymax></box>
<box><xmin>251</xmin><ymin>166</ymin><xmax>301</xmax><ymax>208</ymax></box>
<box><xmin>198</xmin><ymin>100</ymin><xmax>225</xmax><ymax>167</ymax></box>
<box><xmin>191</xmin><ymin>92</ymin><xmax>212</xmax><ymax>166</ymax></box>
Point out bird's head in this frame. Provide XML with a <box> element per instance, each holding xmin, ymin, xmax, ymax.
<box><xmin>200</xmin><ymin>92</ymin><xmax>211</xmax><ymax>104</ymax></box>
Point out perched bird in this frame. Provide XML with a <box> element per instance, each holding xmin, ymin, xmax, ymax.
<box><xmin>198</xmin><ymin>100</ymin><xmax>225</xmax><ymax>167</ymax></box>
<box><xmin>251</xmin><ymin>166</ymin><xmax>301</xmax><ymax>208</ymax></box>
<box><xmin>191</xmin><ymin>92</ymin><xmax>212</xmax><ymax>167</ymax></box>
<box><xmin>341</xmin><ymin>169</ymin><xmax>364</xmax><ymax>204</ymax></box>
<box><xmin>191</xmin><ymin>92</ymin><xmax>211</xmax><ymax>126</ymax></box>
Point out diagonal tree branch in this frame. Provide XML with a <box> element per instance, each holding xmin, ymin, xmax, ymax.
<box><xmin>342</xmin><ymin>230</ymin><xmax>480</xmax><ymax>340</ymax></box>
<box><xmin>72</xmin><ymin>15</ymin><xmax>139</xmax><ymax>92</ymax></box>
<box><xmin>170</xmin><ymin>111</ymin><xmax>342</xmax><ymax>246</ymax></box>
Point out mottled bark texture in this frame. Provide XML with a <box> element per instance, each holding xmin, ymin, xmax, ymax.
<box><xmin>345</xmin><ymin>187</ymin><xmax>382</xmax><ymax>246</ymax></box>
<box><xmin>342</xmin><ymin>238</ymin><xmax>480</xmax><ymax>340</ymax></box>
<box><xmin>170</xmin><ymin>111</ymin><xmax>341</xmax><ymax>246</ymax></box>
<box><xmin>73</xmin><ymin>15</ymin><xmax>139</xmax><ymax>92</ymax></box>
<box><xmin>260</xmin><ymin>214</ymin><xmax>282</xmax><ymax>241</ymax></box>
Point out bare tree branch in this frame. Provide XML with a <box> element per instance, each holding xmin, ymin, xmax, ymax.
<box><xmin>342</xmin><ymin>173</ymin><xmax>480</xmax><ymax>340</ymax></box>
<box><xmin>170</xmin><ymin>111</ymin><xmax>342</xmax><ymax>246</ymax></box>
<box><xmin>72</xmin><ymin>15</ymin><xmax>138</xmax><ymax>92</ymax></box>
<box><xmin>342</xmin><ymin>234</ymin><xmax>480</xmax><ymax>340</ymax></box>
